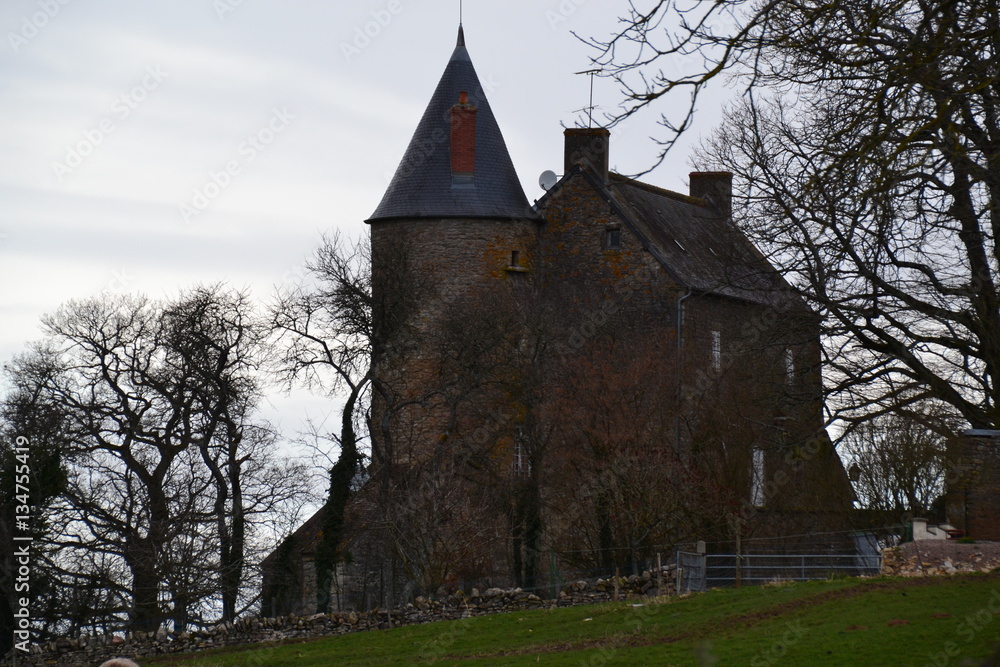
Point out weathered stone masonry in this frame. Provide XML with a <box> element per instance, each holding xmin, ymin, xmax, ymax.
<box><xmin>947</xmin><ymin>429</ymin><xmax>1000</xmax><ymax>540</ymax></box>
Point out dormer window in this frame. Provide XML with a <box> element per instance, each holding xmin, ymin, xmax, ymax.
<box><xmin>604</xmin><ymin>228</ymin><xmax>621</xmax><ymax>250</ymax></box>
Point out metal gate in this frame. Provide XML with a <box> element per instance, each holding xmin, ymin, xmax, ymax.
<box><xmin>676</xmin><ymin>551</ymin><xmax>707</xmax><ymax>593</ymax></box>
<box><xmin>676</xmin><ymin>550</ymin><xmax>882</xmax><ymax>592</ymax></box>
<box><xmin>706</xmin><ymin>553</ymin><xmax>882</xmax><ymax>587</ymax></box>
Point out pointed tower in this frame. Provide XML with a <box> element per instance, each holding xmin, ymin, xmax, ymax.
<box><xmin>369</xmin><ymin>25</ymin><xmax>533</xmax><ymax>222</ymax></box>
<box><xmin>366</xmin><ymin>26</ymin><xmax>540</xmax><ymax>468</ymax></box>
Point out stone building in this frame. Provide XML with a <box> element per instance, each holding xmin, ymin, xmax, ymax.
<box><xmin>946</xmin><ymin>429</ymin><xmax>1000</xmax><ymax>540</ymax></box>
<box><xmin>262</xmin><ymin>24</ymin><xmax>853</xmax><ymax>615</ymax></box>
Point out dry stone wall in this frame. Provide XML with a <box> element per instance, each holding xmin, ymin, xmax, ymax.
<box><xmin>1</xmin><ymin>572</ymin><xmax>676</xmax><ymax>666</ymax></box>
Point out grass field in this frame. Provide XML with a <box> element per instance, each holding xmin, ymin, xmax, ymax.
<box><xmin>147</xmin><ymin>573</ymin><xmax>1000</xmax><ymax>666</ymax></box>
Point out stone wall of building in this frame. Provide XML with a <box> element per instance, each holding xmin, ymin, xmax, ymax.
<box><xmin>536</xmin><ymin>171</ymin><xmax>682</xmax><ymax>332</ymax></box>
<box><xmin>368</xmin><ymin>215</ymin><xmax>540</xmax><ymax>467</ymax></box>
<box><xmin>681</xmin><ymin>289</ymin><xmax>850</xmax><ymax>513</ymax></box>
<box><xmin>369</xmin><ymin>216</ymin><xmax>540</xmax><ymax>317</ymax></box>
<box><xmin>947</xmin><ymin>430</ymin><xmax>1000</xmax><ymax>540</ymax></box>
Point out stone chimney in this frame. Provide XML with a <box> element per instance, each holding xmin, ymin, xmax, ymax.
<box><xmin>689</xmin><ymin>171</ymin><xmax>733</xmax><ymax>218</ymax></box>
<box><xmin>564</xmin><ymin>127</ymin><xmax>610</xmax><ymax>182</ymax></box>
<box><xmin>450</xmin><ymin>91</ymin><xmax>477</xmax><ymax>187</ymax></box>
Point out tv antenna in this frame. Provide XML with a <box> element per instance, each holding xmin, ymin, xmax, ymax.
<box><xmin>575</xmin><ymin>69</ymin><xmax>602</xmax><ymax>128</ymax></box>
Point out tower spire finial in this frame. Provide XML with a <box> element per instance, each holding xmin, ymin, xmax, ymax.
<box><xmin>457</xmin><ymin>0</ymin><xmax>465</xmax><ymax>46</ymax></box>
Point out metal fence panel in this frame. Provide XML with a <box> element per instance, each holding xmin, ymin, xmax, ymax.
<box><xmin>701</xmin><ymin>552</ymin><xmax>882</xmax><ymax>588</ymax></box>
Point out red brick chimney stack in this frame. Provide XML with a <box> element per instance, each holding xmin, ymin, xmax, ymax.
<box><xmin>689</xmin><ymin>171</ymin><xmax>733</xmax><ymax>218</ymax></box>
<box><xmin>450</xmin><ymin>91</ymin><xmax>477</xmax><ymax>185</ymax></box>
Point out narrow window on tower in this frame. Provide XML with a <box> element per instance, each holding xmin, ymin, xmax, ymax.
<box><xmin>751</xmin><ymin>448</ymin><xmax>766</xmax><ymax>507</ymax></box>
<box><xmin>784</xmin><ymin>348</ymin><xmax>795</xmax><ymax>384</ymax></box>
<box><xmin>506</xmin><ymin>249</ymin><xmax>529</xmax><ymax>274</ymax></box>
<box><xmin>711</xmin><ymin>330</ymin><xmax>722</xmax><ymax>370</ymax></box>
<box><xmin>604</xmin><ymin>228</ymin><xmax>621</xmax><ymax>250</ymax></box>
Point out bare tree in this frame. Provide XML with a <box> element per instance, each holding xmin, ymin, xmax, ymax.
<box><xmin>0</xmin><ymin>364</ymin><xmax>69</xmax><ymax>651</ymax></box>
<box><xmin>548</xmin><ymin>333</ymin><xmax>736</xmax><ymax>574</ymax></box>
<box><xmin>843</xmin><ymin>407</ymin><xmax>952</xmax><ymax>523</ymax></box>
<box><xmin>6</xmin><ymin>286</ymin><xmax>299</xmax><ymax>632</ymax></box>
<box><xmin>590</xmin><ymin>0</ymin><xmax>1000</xmax><ymax>431</ymax></box>
<box><xmin>431</xmin><ymin>289</ymin><xmax>557</xmax><ymax>592</ymax></box>
<box><xmin>271</xmin><ymin>232</ymin><xmax>429</xmax><ymax>611</ymax></box>
<box><xmin>271</xmin><ymin>233</ymin><xmax>375</xmax><ymax>613</ymax></box>
<box><xmin>159</xmin><ymin>286</ymin><xmax>306</xmax><ymax>624</ymax></box>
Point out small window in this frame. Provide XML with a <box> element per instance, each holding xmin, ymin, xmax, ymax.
<box><xmin>711</xmin><ymin>330</ymin><xmax>722</xmax><ymax>370</ymax></box>
<box><xmin>604</xmin><ymin>228</ymin><xmax>621</xmax><ymax>250</ymax></box>
<box><xmin>506</xmin><ymin>249</ymin><xmax>529</xmax><ymax>274</ymax></box>
<box><xmin>751</xmin><ymin>448</ymin><xmax>765</xmax><ymax>507</ymax></box>
<box><xmin>784</xmin><ymin>348</ymin><xmax>795</xmax><ymax>384</ymax></box>
<box><xmin>513</xmin><ymin>439</ymin><xmax>530</xmax><ymax>476</ymax></box>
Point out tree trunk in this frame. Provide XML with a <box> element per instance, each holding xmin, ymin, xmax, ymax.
<box><xmin>126</xmin><ymin>535</ymin><xmax>162</xmax><ymax>633</ymax></box>
<box><xmin>316</xmin><ymin>384</ymin><xmax>362</xmax><ymax>613</ymax></box>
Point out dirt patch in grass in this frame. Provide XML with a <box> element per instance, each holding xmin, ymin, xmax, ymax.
<box><xmin>698</xmin><ymin>576</ymin><xmax>963</xmax><ymax>626</ymax></box>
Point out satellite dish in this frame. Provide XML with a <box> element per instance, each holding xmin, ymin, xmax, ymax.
<box><xmin>538</xmin><ymin>170</ymin><xmax>558</xmax><ymax>191</ymax></box>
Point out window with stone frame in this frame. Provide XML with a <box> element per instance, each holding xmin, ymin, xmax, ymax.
<box><xmin>784</xmin><ymin>348</ymin><xmax>795</xmax><ymax>384</ymax></box>
<box><xmin>513</xmin><ymin>438</ymin><xmax>530</xmax><ymax>476</ymax></box>
<box><xmin>711</xmin><ymin>330</ymin><xmax>722</xmax><ymax>370</ymax></box>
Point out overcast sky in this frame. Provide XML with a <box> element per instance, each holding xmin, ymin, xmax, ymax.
<box><xmin>0</xmin><ymin>0</ymin><xmax>727</xmax><ymax>440</ymax></box>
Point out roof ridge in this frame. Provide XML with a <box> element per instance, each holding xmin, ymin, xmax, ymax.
<box><xmin>609</xmin><ymin>172</ymin><xmax>708</xmax><ymax>208</ymax></box>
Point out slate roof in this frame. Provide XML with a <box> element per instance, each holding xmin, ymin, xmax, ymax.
<box><xmin>368</xmin><ymin>27</ymin><xmax>536</xmax><ymax>222</ymax></box>
<box><xmin>606</xmin><ymin>173</ymin><xmax>796</xmax><ymax>306</ymax></box>
<box><xmin>260</xmin><ymin>504</ymin><xmax>326</xmax><ymax>568</ymax></box>
<box><xmin>538</xmin><ymin>167</ymin><xmax>799</xmax><ymax>307</ymax></box>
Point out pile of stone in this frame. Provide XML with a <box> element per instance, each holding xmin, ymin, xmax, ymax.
<box><xmin>1</xmin><ymin>568</ymin><xmax>678</xmax><ymax>666</ymax></box>
<box><xmin>881</xmin><ymin>541</ymin><xmax>1000</xmax><ymax>577</ymax></box>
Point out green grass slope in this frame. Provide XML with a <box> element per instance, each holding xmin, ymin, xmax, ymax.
<box><xmin>149</xmin><ymin>574</ymin><xmax>1000</xmax><ymax>666</ymax></box>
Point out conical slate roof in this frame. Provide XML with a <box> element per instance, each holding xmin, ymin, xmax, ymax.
<box><xmin>368</xmin><ymin>27</ymin><xmax>535</xmax><ymax>221</ymax></box>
